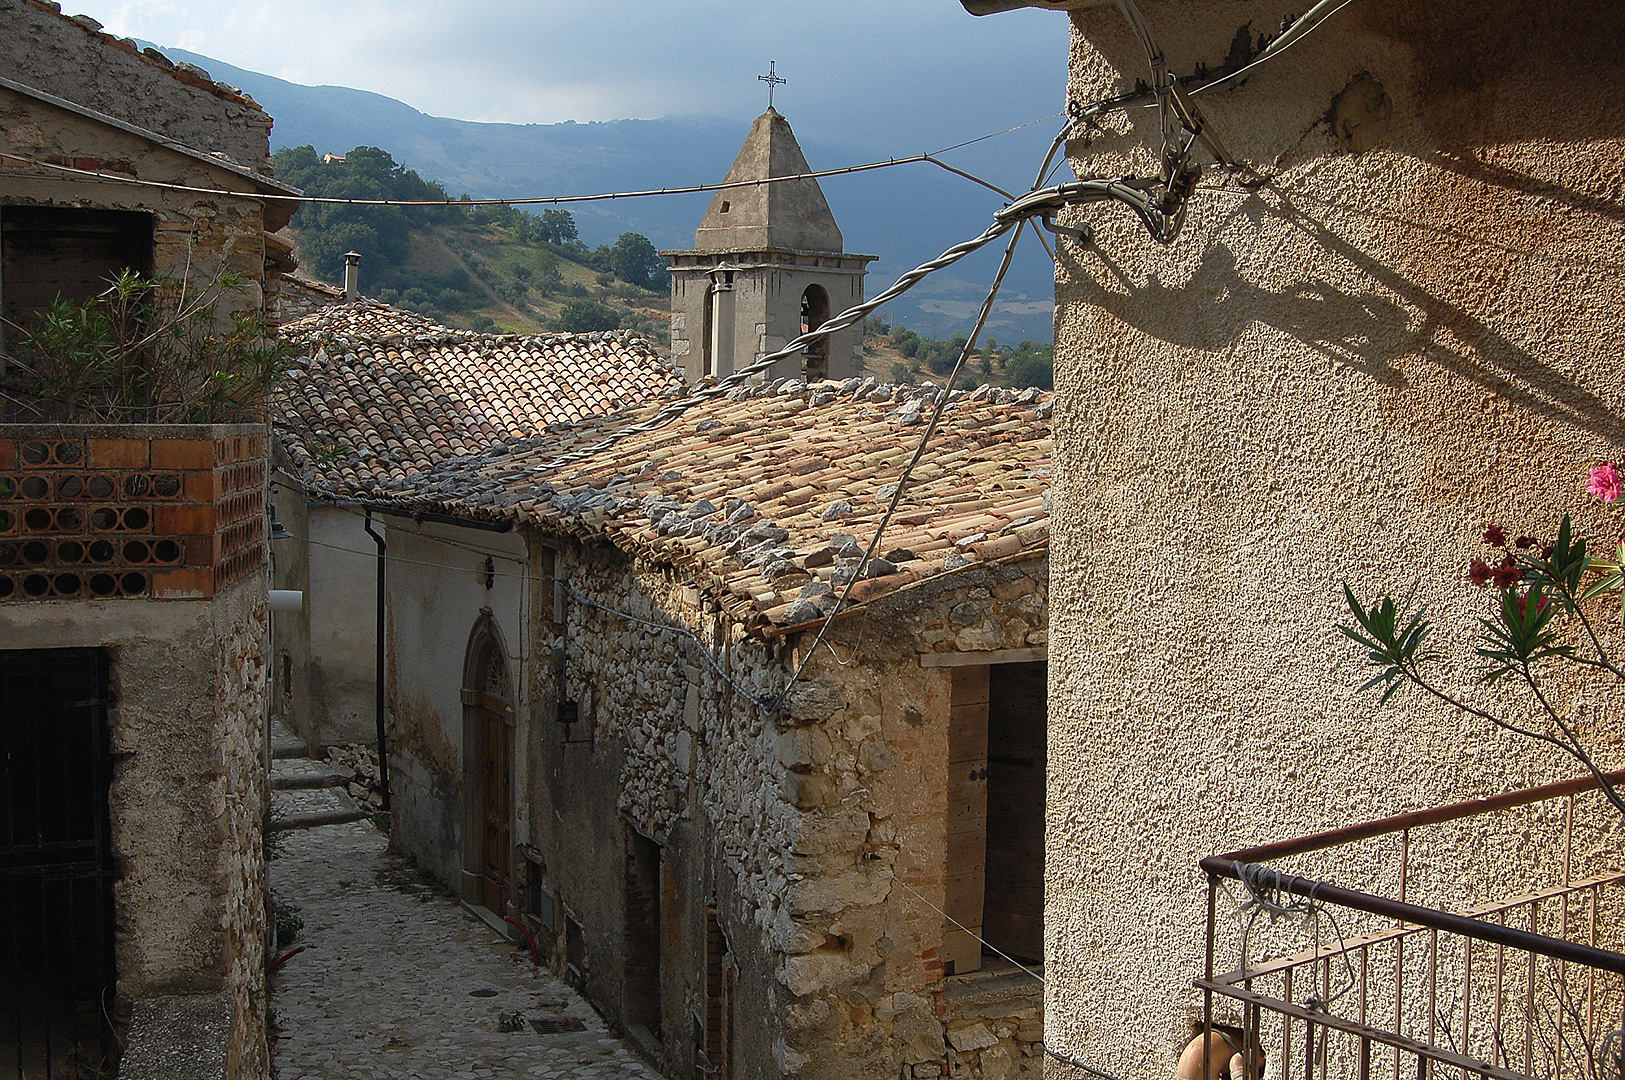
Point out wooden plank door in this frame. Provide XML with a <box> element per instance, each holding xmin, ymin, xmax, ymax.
<box><xmin>479</xmin><ymin>692</ymin><xmax>511</xmax><ymax>913</ymax></box>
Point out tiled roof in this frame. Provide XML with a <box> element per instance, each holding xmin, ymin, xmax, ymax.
<box><xmin>374</xmin><ymin>377</ymin><xmax>1053</xmax><ymax>633</ymax></box>
<box><xmin>274</xmin><ymin>301</ymin><xmax>685</xmax><ymax>494</ymax></box>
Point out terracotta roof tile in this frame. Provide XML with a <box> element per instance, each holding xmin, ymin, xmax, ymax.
<box><xmin>274</xmin><ymin>301</ymin><xmax>685</xmax><ymax>494</ymax></box>
<box><xmin>358</xmin><ymin>376</ymin><xmax>1052</xmax><ymax>633</ymax></box>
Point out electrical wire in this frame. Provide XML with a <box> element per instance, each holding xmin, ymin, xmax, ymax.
<box><xmin>0</xmin><ymin>105</ymin><xmax>1072</xmax><ymax>210</ymax></box>
<box><xmin>1070</xmin><ymin>0</ymin><xmax>1362</xmax><ymax>121</ymax></box>
<box><xmin>771</xmin><ymin>119</ymin><xmax>1073</xmax><ymax>713</ymax></box>
<box><xmin>287</xmin><ymin>532</ymin><xmax>534</xmax><ymax>580</ymax></box>
<box><xmin>931</xmin><ymin>111</ymin><xmax>1066</xmax><ymax>155</ymax></box>
<box><xmin>1</xmin><ymin>149</ymin><xmax>1019</xmax><ymax>205</ymax></box>
<box><xmin>776</xmin><ymin>214</ymin><xmax>1032</xmax><ymax>712</ymax></box>
<box><xmin>1190</xmin><ymin>0</ymin><xmax>1360</xmax><ymax>98</ymax></box>
<box><xmin>529</xmin><ymin>175</ymin><xmax>1166</xmax><ymax>477</ymax></box>
<box><xmin>883</xmin><ymin>869</ymin><xmax>1045</xmax><ymax>984</ymax></box>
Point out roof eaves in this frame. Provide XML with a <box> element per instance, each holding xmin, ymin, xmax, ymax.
<box><xmin>0</xmin><ymin>74</ymin><xmax>300</xmax><ymax>197</ymax></box>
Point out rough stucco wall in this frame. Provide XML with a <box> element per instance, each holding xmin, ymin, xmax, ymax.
<box><xmin>0</xmin><ymin>85</ymin><xmax>273</xmax><ymax>323</ymax></box>
<box><xmin>214</xmin><ymin>584</ymin><xmax>270</xmax><ymax>1080</ymax></box>
<box><xmin>0</xmin><ymin>0</ymin><xmax>273</xmax><ymax>170</ymax></box>
<box><xmin>384</xmin><ymin>521</ymin><xmax>528</xmax><ymax>892</ymax></box>
<box><xmin>0</xmin><ymin>576</ymin><xmax>269</xmax><ymax>1078</ymax></box>
<box><xmin>1045</xmin><ymin>1</ymin><xmax>1625</xmax><ymax>1075</ymax></box>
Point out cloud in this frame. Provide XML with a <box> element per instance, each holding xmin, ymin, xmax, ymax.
<box><xmin>94</xmin><ymin>0</ymin><xmax>1067</xmax><ymax>150</ymax></box>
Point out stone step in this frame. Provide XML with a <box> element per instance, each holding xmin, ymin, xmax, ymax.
<box><xmin>270</xmin><ymin>756</ymin><xmax>347</xmax><ymax>791</ymax></box>
<box><xmin>270</xmin><ymin>719</ymin><xmax>310</xmax><ymax>760</ymax></box>
<box><xmin>270</xmin><ymin>785</ymin><xmax>366</xmax><ymax>830</ymax></box>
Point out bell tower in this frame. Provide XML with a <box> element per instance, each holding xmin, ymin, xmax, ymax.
<box><xmin>665</xmin><ymin>109</ymin><xmax>876</xmax><ymax>383</ymax></box>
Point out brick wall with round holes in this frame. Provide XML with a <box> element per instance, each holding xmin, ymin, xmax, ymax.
<box><xmin>0</xmin><ymin>431</ymin><xmax>266</xmax><ymax>601</ymax></box>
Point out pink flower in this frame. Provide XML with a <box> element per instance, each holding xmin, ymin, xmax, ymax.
<box><xmin>1588</xmin><ymin>462</ymin><xmax>1623</xmax><ymax>502</ymax></box>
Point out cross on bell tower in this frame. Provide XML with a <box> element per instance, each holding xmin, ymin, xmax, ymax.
<box><xmin>758</xmin><ymin>61</ymin><xmax>786</xmax><ymax>110</ymax></box>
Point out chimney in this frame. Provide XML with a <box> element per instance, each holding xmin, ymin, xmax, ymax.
<box><xmin>343</xmin><ymin>252</ymin><xmax>362</xmax><ymax>299</ymax></box>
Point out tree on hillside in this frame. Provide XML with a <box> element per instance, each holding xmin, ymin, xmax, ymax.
<box><xmin>553</xmin><ymin>300</ymin><xmax>621</xmax><ymax>333</ymax></box>
<box><xmin>531</xmin><ymin>210</ymin><xmax>580</xmax><ymax>247</ymax></box>
<box><xmin>608</xmin><ymin>233</ymin><xmax>666</xmax><ymax>291</ymax></box>
<box><xmin>271</xmin><ymin>144</ymin><xmax>451</xmax><ymax>284</ymax></box>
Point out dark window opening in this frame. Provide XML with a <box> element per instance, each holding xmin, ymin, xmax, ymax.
<box><xmin>984</xmin><ymin>662</ymin><xmax>1045</xmax><ymax>965</ymax></box>
<box><xmin>944</xmin><ymin>661</ymin><xmax>1045</xmax><ymax>974</ymax></box>
<box><xmin>566</xmin><ymin>914</ymin><xmax>585</xmax><ymax>976</ymax></box>
<box><xmin>1</xmin><ymin>206</ymin><xmax>154</xmax><ymax>337</ymax></box>
<box><xmin>0</xmin><ymin>648</ymin><xmax>119</xmax><ymax>1077</ymax></box>
<box><xmin>623</xmin><ymin>829</ymin><xmax>663</xmax><ymax>1036</ymax></box>
<box><xmin>800</xmin><ymin>284</ymin><xmax>830</xmax><ymax>381</ymax></box>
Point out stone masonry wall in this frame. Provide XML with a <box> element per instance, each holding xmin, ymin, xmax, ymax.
<box><xmin>522</xmin><ymin>534</ymin><xmax>1048</xmax><ymax>1080</ymax></box>
<box><xmin>214</xmin><ymin>581</ymin><xmax>269</xmax><ymax>1080</ymax></box>
<box><xmin>0</xmin><ymin>85</ymin><xmax>278</xmax><ymax>323</ymax></box>
<box><xmin>0</xmin><ymin>0</ymin><xmax>274</xmax><ymax>171</ymax></box>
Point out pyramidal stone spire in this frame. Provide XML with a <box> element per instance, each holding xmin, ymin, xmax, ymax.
<box><xmin>694</xmin><ymin>109</ymin><xmax>843</xmax><ymax>253</ymax></box>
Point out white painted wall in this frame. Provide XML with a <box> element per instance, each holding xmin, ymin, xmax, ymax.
<box><xmin>383</xmin><ymin>518</ymin><xmax>529</xmax><ymax>893</ymax></box>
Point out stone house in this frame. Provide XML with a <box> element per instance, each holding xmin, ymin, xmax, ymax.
<box><xmin>0</xmin><ymin>2</ymin><xmax>299</xmax><ymax>1075</ymax></box>
<box><xmin>327</xmin><ymin>378</ymin><xmax>1055</xmax><ymax>1080</ymax></box>
<box><xmin>0</xmin><ymin>0</ymin><xmax>297</xmax><ymax>331</ymax></box>
<box><xmin>665</xmin><ymin>109</ymin><xmax>876</xmax><ymax>384</ymax></box>
<box><xmin>271</xmin><ymin>301</ymin><xmax>684</xmax><ymax>749</ymax></box>
<box><xmin>957</xmin><ymin>2</ymin><xmax>1625</xmax><ymax>1079</ymax></box>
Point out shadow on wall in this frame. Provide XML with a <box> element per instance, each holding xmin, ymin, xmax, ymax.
<box><xmin>1359</xmin><ymin>0</ymin><xmax>1625</xmax><ymax>150</ymax></box>
<box><xmin>1072</xmin><ymin>188</ymin><xmax>1620</xmax><ymax>440</ymax></box>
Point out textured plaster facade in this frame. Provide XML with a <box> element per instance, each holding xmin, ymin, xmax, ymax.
<box><xmin>381</xmin><ymin>518</ymin><xmax>529</xmax><ymax>891</ymax></box>
<box><xmin>1039</xmin><ymin>1</ymin><xmax>1625</xmax><ymax>1077</ymax></box>
<box><xmin>381</xmin><ymin>514</ymin><xmax>1052</xmax><ymax>1080</ymax></box>
<box><xmin>267</xmin><ymin>485</ymin><xmax>383</xmax><ymax>749</ymax></box>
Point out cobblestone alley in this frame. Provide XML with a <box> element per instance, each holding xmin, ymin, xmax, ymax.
<box><xmin>269</xmin><ymin>820</ymin><xmax>658</xmax><ymax>1079</ymax></box>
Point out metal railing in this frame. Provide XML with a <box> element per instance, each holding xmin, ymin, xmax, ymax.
<box><xmin>1197</xmin><ymin>771</ymin><xmax>1625</xmax><ymax>1080</ymax></box>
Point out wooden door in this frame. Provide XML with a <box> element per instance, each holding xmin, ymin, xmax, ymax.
<box><xmin>478</xmin><ymin>691</ymin><xmax>511</xmax><ymax>913</ymax></box>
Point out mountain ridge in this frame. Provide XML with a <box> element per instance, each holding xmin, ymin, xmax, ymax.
<box><xmin>144</xmin><ymin>44</ymin><xmax>1057</xmax><ymax>342</ymax></box>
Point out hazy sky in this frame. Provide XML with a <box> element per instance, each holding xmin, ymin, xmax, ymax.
<box><xmin>94</xmin><ymin>1</ymin><xmax>1071</xmax><ymax>153</ymax></box>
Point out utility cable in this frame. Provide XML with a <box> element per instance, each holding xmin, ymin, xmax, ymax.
<box><xmin>774</xmin><ymin>214</ymin><xmax>1031</xmax><ymax>712</ymax></box>
<box><xmin>883</xmin><ymin>869</ymin><xmax>1045</xmax><ymax>984</ymax></box>
<box><xmin>1071</xmin><ymin>0</ymin><xmax>1361</xmax><ymax>120</ymax></box>
<box><xmin>1190</xmin><ymin>0</ymin><xmax>1359</xmax><ymax>98</ymax></box>
<box><xmin>772</xmin><ymin>118</ymin><xmax>1070</xmax><ymax>711</ymax></box>
<box><xmin>0</xmin><ymin>106</ymin><xmax>1072</xmax><ymax>209</ymax></box>
<box><xmin>528</xmin><ymin>174</ymin><xmax>1171</xmax><ymax>476</ymax></box>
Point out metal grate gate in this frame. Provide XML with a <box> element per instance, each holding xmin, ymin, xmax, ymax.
<box><xmin>0</xmin><ymin>649</ymin><xmax>117</xmax><ymax>1079</ymax></box>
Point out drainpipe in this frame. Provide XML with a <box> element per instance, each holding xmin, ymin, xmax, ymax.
<box><xmin>343</xmin><ymin>251</ymin><xmax>362</xmax><ymax>300</ymax></box>
<box><xmin>362</xmin><ymin>508</ymin><xmax>391</xmax><ymax>812</ymax></box>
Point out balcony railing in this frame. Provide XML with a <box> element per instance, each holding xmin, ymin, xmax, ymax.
<box><xmin>1197</xmin><ymin>771</ymin><xmax>1625</xmax><ymax>1080</ymax></box>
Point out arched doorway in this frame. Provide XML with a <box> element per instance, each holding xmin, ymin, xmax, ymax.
<box><xmin>461</xmin><ymin>612</ymin><xmax>513</xmax><ymax>913</ymax></box>
<box><xmin>800</xmin><ymin>284</ymin><xmax>830</xmax><ymax>380</ymax></box>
